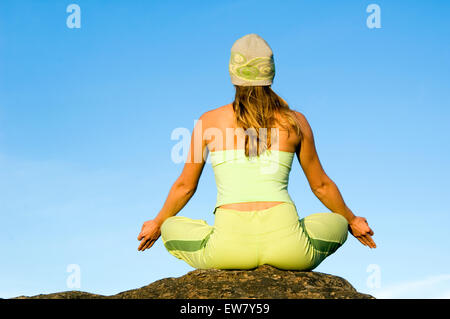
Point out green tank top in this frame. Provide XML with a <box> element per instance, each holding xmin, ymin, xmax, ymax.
<box><xmin>210</xmin><ymin>149</ymin><xmax>295</xmax><ymax>212</ymax></box>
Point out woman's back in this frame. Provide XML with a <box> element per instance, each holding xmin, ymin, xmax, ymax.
<box><xmin>202</xmin><ymin>103</ymin><xmax>301</xmax><ymax>211</ymax></box>
<box><xmin>203</xmin><ymin>103</ymin><xmax>300</xmax><ymax>154</ymax></box>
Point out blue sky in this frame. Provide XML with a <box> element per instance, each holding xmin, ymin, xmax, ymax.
<box><xmin>0</xmin><ymin>0</ymin><xmax>449</xmax><ymax>298</ymax></box>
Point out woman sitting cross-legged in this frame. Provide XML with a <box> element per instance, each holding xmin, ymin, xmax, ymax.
<box><xmin>137</xmin><ymin>33</ymin><xmax>376</xmax><ymax>271</ymax></box>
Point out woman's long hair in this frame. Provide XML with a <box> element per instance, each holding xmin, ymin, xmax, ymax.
<box><xmin>232</xmin><ymin>85</ymin><xmax>302</xmax><ymax>157</ymax></box>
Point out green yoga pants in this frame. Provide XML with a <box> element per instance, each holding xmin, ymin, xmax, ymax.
<box><xmin>160</xmin><ymin>202</ymin><xmax>348</xmax><ymax>270</ymax></box>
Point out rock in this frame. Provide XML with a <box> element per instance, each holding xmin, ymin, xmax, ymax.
<box><xmin>13</xmin><ymin>291</ymin><xmax>105</xmax><ymax>299</ymax></box>
<box><xmin>13</xmin><ymin>265</ymin><xmax>374</xmax><ymax>299</ymax></box>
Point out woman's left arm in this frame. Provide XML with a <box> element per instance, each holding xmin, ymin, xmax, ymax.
<box><xmin>138</xmin><ymin>114</ymin><xmax>208</xmax><ymax>251</ymax></box>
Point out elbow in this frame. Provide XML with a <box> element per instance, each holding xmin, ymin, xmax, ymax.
<box><xmin>175</xmin><ymin>179</ymin><xmax>197</xmax><ymax>197</ymax></box>
<box><xmin>311</xmin><ymin>183</ymin><xmax>326</xmax><ymax>198</ymax></box>
<box><xmin>311</xmin><ymin>180</ymin><xmax>331</xmax><ymax>198</ymax></box>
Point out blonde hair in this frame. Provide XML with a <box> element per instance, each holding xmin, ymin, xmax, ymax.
<box><xmin>232</xmin><ymin>85</ymin><xmax>302</xmax><ymax>157</ymax></box>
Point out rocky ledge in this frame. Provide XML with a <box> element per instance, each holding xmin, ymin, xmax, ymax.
<box><xmin>13</xmin><ymin>265</ymin><xmax>374</xmax><ymax>299</ymax></box>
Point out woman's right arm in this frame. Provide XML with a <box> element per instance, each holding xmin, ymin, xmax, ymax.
<box><xmin>294</xmin><ymin>111</ymin><xmax>376</xmax><ymax>248</ymax></box>
<box><xmin>137</xmin><ymin>113</ymin><xmax>209</xmax><ymax>251</ymax></box>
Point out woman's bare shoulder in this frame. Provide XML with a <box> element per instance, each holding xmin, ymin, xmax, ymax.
<box><xmin>199</xmin><ymin>103</ymin><xmax>234</xmax><ymax>124</ymax></box>
<box><xmin>204</xmin><ymin>103</ymin><xmax>233</xmax><ymax>115</ymax></box>
<box><xmin>290</xmin><ymin>110</ymin><xmax>313</xmax><ymax>138</ymax></box>
<box><xmin>290</xmin><ymin>109</ymin><xmax>306</xmax><ymax>122</ymax></box>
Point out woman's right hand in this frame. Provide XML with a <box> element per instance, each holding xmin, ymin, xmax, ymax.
<box><xmin>348</xmin><ymin>216</ymin><xmax>376</xmax><ymax>248</ymax></box>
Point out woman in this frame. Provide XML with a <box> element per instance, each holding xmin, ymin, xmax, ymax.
<box><xmin>137</xmin><ymin>34</ymin><xmax>376</xmax><ymax>270</ymax></box>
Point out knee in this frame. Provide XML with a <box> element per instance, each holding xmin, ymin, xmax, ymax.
<box><xmin>334</xmin><ymin>213</ymin><xmax>349</xmax><ymax>232</ymax></box>
<box><xmin>302</xmin><ymin>212</ymin><xmax>349</xmax><ymax>244</ymax></box>
<box><xmin>160</xmin><ymin>216</ymin><xmax>173</xmax><ymax>232</ymax></box>
<box><xmin>160</xmin><ymin>216</ymin><xmax>185</xmax><ymax>238</ymax></box>
<box><xmin>329</xmin><ymin>213</ymin><xmax>349</xmax><ymax>244</ymax></box>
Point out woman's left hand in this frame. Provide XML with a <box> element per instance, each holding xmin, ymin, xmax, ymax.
<box><xmin>137</xmin><ymin>219</ymin><xmax>162</xmax><ymax>251</ymax></box>
<box><xmin>348</xmin><ymin>216</ymin><xmax>376</xmax><ymax>248</ymax></box>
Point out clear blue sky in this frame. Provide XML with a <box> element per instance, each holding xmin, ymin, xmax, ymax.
<box><xmin>0</xmin><ymin>0</ymin><xmax>449</xmax><ymax>299</ymax></box>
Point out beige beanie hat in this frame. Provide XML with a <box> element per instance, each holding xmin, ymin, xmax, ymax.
<box><xmin>229</xmin><ymin>33</ymin><xmax>275</xmax><ymax>86</ymax></box>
